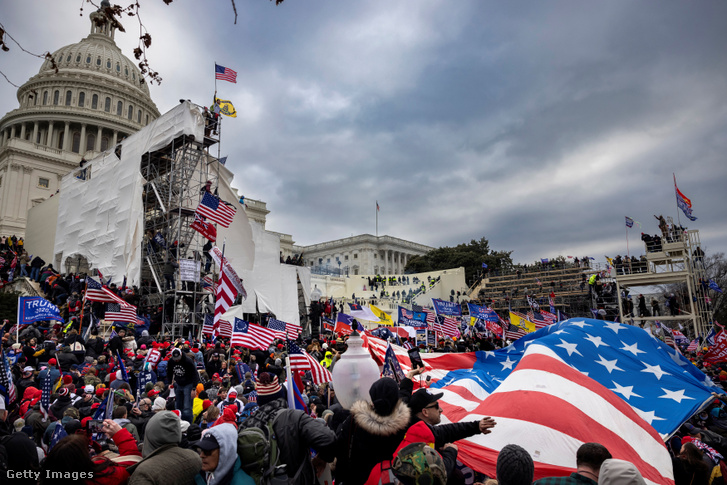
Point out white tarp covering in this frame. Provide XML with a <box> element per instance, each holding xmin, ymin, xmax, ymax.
<box><xmin>232</xmin><ymin>221</ymin><xmax>309</xmax><ymax>326</ymax></box>
<box><xmin>297</xmin><ymin>266</ymin><xmax>312</xmax><ymax>307</ymax></box>
<box><xmin>215</xmin><ymin>162</ymin><xmax>254</xmax><ymax>272</ymax></box>
<box><xmin>54</xmin><ymin>101</ymin><xmax>204</xmax><ymax>286</ymax></box>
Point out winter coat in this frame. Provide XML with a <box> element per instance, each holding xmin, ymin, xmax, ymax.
<box><xmin>127</xmin><ymin>411</ymin><xmax>202</xmax><ymax>485</ymax></box>
<box><xmin>240</xmin><ymin>398</ymin><xmax>336</xmax><ymax>485</ymax></box>
<box><xmin>49</xmin><ymin>395</ymin><xmax>72</xmax><ymax>420</ymax></box>
<box><xmin>334</xmin><ymin>399</ymin><xmax>412</xmax><ymax>485</ymax></box>
<box><xmin>87</xmin><ymin>428</ymin><xmax>142</xmax><ymax>484</ymax></box>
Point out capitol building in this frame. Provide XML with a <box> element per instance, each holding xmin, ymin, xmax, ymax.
<box><xmin>0</xmin><ymin>4</ymin><xmax>431</xmax><ymax>280</ymax></box>
<box><xmin>0</xmin><ymin>4</ymin><xmax>159</xmax><ymax>237</ymax></box>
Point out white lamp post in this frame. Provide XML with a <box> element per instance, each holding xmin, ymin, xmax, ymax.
<box><xmin>332</xmin><ymin>331</ymin><xmax>381</xmax><ymax>409</ymax></box>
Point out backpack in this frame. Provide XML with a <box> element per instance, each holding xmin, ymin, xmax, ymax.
<box><xmin>237</xmin><ymin>410</ymin><xmax>307</xmax><ymax>485</ymax></box>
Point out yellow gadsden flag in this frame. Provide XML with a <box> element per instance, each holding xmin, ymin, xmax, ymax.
<box><xmin>509</xmin><ymin>311</ymin><xmax>535</xmax><ymax>334</ymax></box>
<box><xmin>214</xmin><ymin>98</ymin><xmax>237</xmax><ymax>118</ymax></box>
<box><xmin>369</xmin><ymin>304</ymin><xmax>393</xmax><ymax>326</ymax></box>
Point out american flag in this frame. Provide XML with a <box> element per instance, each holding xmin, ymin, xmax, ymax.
<box><xmin>527</xmin><ymin>311</ymin><xmax>550</xmax><ymax>329</ymax></box>
<box><xmin>85</xmin><ymin>276</ymin><xmax>127</xmax><ymax>305</ymax></box>
<box><xmin>202</xmin><ymin>275</ymin><xmax>217</xmax><ymax>293</ymax></box>
<box><xmin>436</xmin><ymin>315</ymin><xmax>460</xmax><ymax>338</ymax></box>
<box><xmin>215</xmin><ymin>63</ymin><xmax>237</xmax><ymax>83</ymax></box>
<box><xmin>202</xmin><ymin>314</ymin><xmax>215</xmax><ymax>336</ymax></box>
<box><xmin>49</xmin><ymin>422</ymin><xmax>68</xmax><ymax>450</ymax></box>
<box><xmin>0</xmin><ymin>349</ymin><xmax>17</xmax><ymax>404</ymax></box>
<box><xmin>506</xmin><ymin>323</ymin><xmax>527</xmax><ymax>340</ymax></box>
<box><xmin>246</xmin><ymin>390</ymin><xmax>257</xmax><ymax>403</ymax></box>
<box><xmin>413</xmin><ymin>305</ymin><xmax>437</xmax><ymax>324</ymax></box>
<box><xmin>105</xmin><ymin>302</ymin><xmax>137</xmax><ymax>322</ymax></box>
<box><xmin>267</xmin><ymin>318</ymin><xmax>302</xmax><ymax>340</ymax></box>
<box><xmin>196</xmin><ymin>192</ymin><xmax>236</xmax><ymax>228</ymax></box>
<box><xmin>540</xmin><ymin>310</ymin><xmax>558</xmax><ymax>324</ymax></box>
<box><xmin>231</xmin><ymin>318</ymin><xmax>277</xmax><ymax>351</ymax></box>
<box><xmin>217</xmin><ymin>319</ymin><xmax>233</xmax><ymax>339</ymax></box>
<box><xmin>449</xmin><ymin>343</ymin><xmax>674</xmax><ymax>482</ymax></box>
<box><xmin>214</xmin><ymin>269</ymin><xmax>237</xmax><ymax>327</ymax></box>
<box><xmin>288</xmin><ymin>340</ymin><xmax>332</xmax><ymax>385</ymax></box>
<box><xmin>673</xmin><ymin>329</ymin><xmax>689</xmax><ymax>345</ymax></box>
<box><xmin>686</xmin><ymin>339</ymin><xmax>699</xmax><ymax>352</ymax></box>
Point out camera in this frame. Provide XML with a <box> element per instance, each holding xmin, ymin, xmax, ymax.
<box><xmin>87</xmin><ymin>419</ymin><xmax>104</xmax><ymax>434</ymax></box>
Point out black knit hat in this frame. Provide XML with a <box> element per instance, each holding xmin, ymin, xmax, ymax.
<box><xmin>496</xmin><ymin>444</ymin><xmax>534</xmax><ymax>485</ymax></box>
<box><xmin>369</xmin><ymin>378</ymin><xmax>400</xmax><ymax>416</ymax></box>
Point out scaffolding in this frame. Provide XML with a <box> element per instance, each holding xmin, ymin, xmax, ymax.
<box><xmin>614</xmin><ymin>229</ymin><xmax>711</xmax><ymax>338</ymax></box>
<box><xmin>139</xmin><ymin>117</ymin><xmax>221</xmax><ymax>338</ymax></box>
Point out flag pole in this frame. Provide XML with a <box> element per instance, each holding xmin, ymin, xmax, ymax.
<box><xmin>375</xmin><ymin>200</ymin><xmax>378</xmax><ymax>237</ymax></box>
<box><xmin>625</xmin><ymin>224</ymin><xmax>630</xmax><ymax>259</ymax></box>
<box><xmin>16</xmin><ymin>296</ymin><xmax>20</xmax><ymax>342</ymax></box>
<box><xmin>673</xmin><ymin>173</ymin><xmax>682</xmax><ymax>227</ymax></box>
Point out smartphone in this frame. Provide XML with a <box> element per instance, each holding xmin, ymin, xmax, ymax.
<box><xmin>87</xmin><ymin>419</ymin><xmax>104</xmax><ymax>434</ymax></box>
<box><xmin>407</xmin><ymin>348</ymin><xmax>425</xmax><ymax>369</ymax></box>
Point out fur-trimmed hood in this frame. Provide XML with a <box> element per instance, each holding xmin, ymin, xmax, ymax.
<box><xmin>351</xmin><ymin>399</ymin><xmax>410</xmax><ymax>437</ymax></box>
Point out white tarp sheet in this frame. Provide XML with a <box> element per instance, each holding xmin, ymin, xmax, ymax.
<box><xmin>54</xmin><ymin>101</ymin><xmax>204</xmax><ymax>285</ymax></box>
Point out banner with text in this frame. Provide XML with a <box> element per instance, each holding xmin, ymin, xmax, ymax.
<box><xmin>18</xmin><ymin>296</ymin><xmax>65</xmax><ymax>324</ymax></box>
<box><xmin>431</xmin><ymin>298</ymin><xmax>462</xmax><ymax>316</ymax></box>
<box><xmin>398</xmin><ymin>306</ymin><xmax>427</xmax><ymax>328</ymax></box>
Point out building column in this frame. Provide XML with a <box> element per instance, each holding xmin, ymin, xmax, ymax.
<box><xmin>1</xmin><ymin>129</ymin><xmax>6</xmax><ymax>146</ymax></box>
<box><xmin>63</xmin><ymin>122</ymin><xmax>71</xmax><ymax>151</ymax></box>
<box><xmin>19</xmin><ymin>123</ymin><xmax>26</xmax><ymax>140</ymax></box>
<box><xmin>32</xmin><ymin>122</ymin><xmax>39</xmax><ymax>144</ymax></box>
<box><xmin>17</xmin><ymin>166</ymin><xmax>34</xmax><ymax>219</ymax></box>
<box><xmin>9</xmin><ymin>125</ymin><xmax>16</xmax><ymax>139</ymax></box>
<box><xmin>95</xmin><ymin>126</ymin><xmax>102</xmax><ymax>151</ymax></box>
<box><xmin>4</xmin><ymin>164</ymin><xmax>21</xmax><ymax>220</ymax></box>
<box><xmin>80</xmin><ymin>123</ymin><xmax>87</xmax><ymax>153</ymax></box>
<box><xmin>112</xmin><ymin>130</ymin><xmax>118</xmax><ymax>146</ymax></box>
<box><xmin>47</xmin><ymin>121</ymin><xmax>55</xmax><ymax>147</ymax></box>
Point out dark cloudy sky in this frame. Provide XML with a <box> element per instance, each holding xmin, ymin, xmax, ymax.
<box><xmin>2</xmin><ymin>1</ymin><xmax>726</xmax><ymax>265</ymax></box>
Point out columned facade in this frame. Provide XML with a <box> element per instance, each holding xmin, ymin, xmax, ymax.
<box><xmin>0</xmin><ymin>6</ymin><xmax>160</xmax><ymax>237</ymax></box>
<box><xmin>295</xmin><ymin>234</ymin><xmax>432</xmax><ymax>276</ymax></box>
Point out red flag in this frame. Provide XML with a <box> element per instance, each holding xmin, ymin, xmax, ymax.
<box><xmin>704</xmin><ymin>331</ymin><xmax>727</xmax><ymax>363</ymax></box>
<box><xmin>190</xmin><ymin>214</ymin><xmax>217</xmax><ymax>242</ymax></box>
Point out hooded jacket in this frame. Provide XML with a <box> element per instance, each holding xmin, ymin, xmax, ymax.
<box><xmin>128</xmin><ymin>411</ymin><xmax>202</xmax><ymax>485</ymax></box>
<box><xmin>194</xmin><ymin>423</ymin><xmax>254</xmax><ymax>485</ymax></box>
<box><xmin>334</xmin><ymin>398</ymin><xmax>411</xmax><ymax>485</ymax></box>
<box><xmin>597</xmin><ymin>459</ymin><xmax>646</xmax><ymax>485</ymax></box>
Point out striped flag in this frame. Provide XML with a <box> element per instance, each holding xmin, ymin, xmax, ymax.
<box><xmin>231</xmin><ymin>318</ymin><xmax>277</xmax><ymax>351</ymax></box>
<box><xmin>0</xmin><ymin>349</ymin><xmax>17</xmax><ymax>404</ymax></box>
<box><xmin>448</xmin><ymin>343</ymin><xmax>674</xmax><ymax>482</ymax></box>
<box><xmin>540</xmin><ymin>310</ymin><xmax>558</xmax><ymax>324</ymax></box>
<box><xmin>196</xmin><ymin>192</ymin><xmax>236</xmax><ymax>228</ymax></box>
<box><xmin>85</xmin><ymin>276</ymin><xmax>127</xmax><ymax>305</ymax></box>
<box><xmin>215</xmin><ymin>63</ymin><xmax>238</xmax><ymax>83</ymax></box>
<box><xmin>268</xmin><ymin>318</ymin><xmax>302</xmax><ymax>340</ymax></box>
<box><xmin>287</xmin><ymin>340</ymin><xmax>332</xmax><ymax>384</ymax></box>
<box><xmin>506</xmin><ymin>323</ymin><xmax>527</xmax><ymax>340</ymax></box>
<box><xmin>527</xmin><ymin>311</ymin><xmax>550</xmax><ymax>329</ymax></box>
<box><xmin>214</xmin><ymin>269</ymin><xmax>237</xmax><ymax>327</ymax></box>
<box><xmin>686</xmin><ymin>339</ymin><xmax>698</xmax><ymax>352</ymax></box>
<box><xmin>105</xmin><ymin>302</ymin><xmax>137</xmax><ymax>322</ymax></box>
<box><xmin>436</xmin><ymin>315</ymin><xmax>460</xmax><ymax>338</ymax></box>
<box><xmin>216</xmin><ymin>319</ymin><xmax>233</xmax><ymax>339</ymax></box>
<box><xmin>202</xmin><ymin>314</ymin><xmax>215</xmax><ymax>336</ymax></box>
<box><xmin>202</xmin><ymin>275</ymin><xmax>217</xmax><ymax>293</ymax></box>
<box><xmin>413</xmin><ymin>305</ymin><xmax>437</xmax><ymax>324</ymax></box>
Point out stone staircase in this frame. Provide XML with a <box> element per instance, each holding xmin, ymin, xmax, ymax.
<box><xmin>0</xmin><ymin>277</ymin><xmax>43</xmax><ymax>297</ymax></box>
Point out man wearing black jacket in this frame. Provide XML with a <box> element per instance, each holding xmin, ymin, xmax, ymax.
<box><xmin>169</xmin><ymin>347</ymin><xmax>199</xmax><ymax>424</ymax></box>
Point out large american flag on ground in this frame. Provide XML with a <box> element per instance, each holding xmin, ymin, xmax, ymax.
<box><xmin>105</xmin><ymin>302</ymin><xmax>137</xmax><ymax>322</ymax></box>
<box><xmin>0</xmin><ymin>349</ymin><xmax>17</xmax><ymax>404</ymax></box>
<box><xmin>268</xmin><ymin>318</ymin><xmax>302</xmax><ymax>340</ymax></box>
<box><xmin>196</xmin><ymin>192</ymin><xmax>236</xmax><ymax>228</ymax></box>
<box><xmin>214</xmin><ymin>269</ymin><xmax>237</xmax><ymax>327</ymax></box>
<box><xmin>287</xmin><ymin>340</ymin><xmax>332</xmax><ymax>384</ymax></box>
<box><xmin>85</xmin><ymin>276</ymin><xmax>127</xmax><ymax>305</ymax></box>
<box><xmin>231</xmin><ymin>318</ymin><xmax>277</xmax><ymax>350</ymax></box>
<box><xmin>446</xmin><ymin>343</ymin><xmax>674</xmax><ymax>483</ymax></box>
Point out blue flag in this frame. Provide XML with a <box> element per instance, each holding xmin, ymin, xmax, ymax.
<box><xmin>431</xmin><ymin>298</ymin><xmax>461</xmax><ymax>316</ymax></box>
<box><xmin>18</xmin><ymin>296</ymin><xmax>64</xmax><ymax>324</ymax></box>
<box><xmin>116</xmin><ymin>351</ymin><xmax>129</xmax><ymax>382</ymax></box>
<box><xmin>481</xmin><ymin>263</ymin><xmax>488</xmax><ymax>268</ymax></box>
<box><xmin>382</xmin><ymin>343</ymin><xmax>405</xmax><ymax>382</ymax></box>
<box><xmin>430</xmin><ymin>318</ymin><xmax>721</xmax><ymax>438</ymax></box>
<box><xmin>398</xmin><ymin>306</ymin><xmax>427</xmax><ymax>328</ymax></box>
<box><xmin>709</xmin><ymin>280</ymin><xmax>723</xmax><ymax>294</ymax></box>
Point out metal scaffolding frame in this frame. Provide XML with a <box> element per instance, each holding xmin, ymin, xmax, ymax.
<box><xmin>614</xmin><ymin>229</ymin><xmax>712</xmax><ymax>338</ymax></box>
<box><xmin>139</xmin><ymin>114</ymin><xmax>221</xmax><ymax>338</ymax></box>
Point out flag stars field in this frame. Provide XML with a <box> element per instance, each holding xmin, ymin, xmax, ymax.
<box><xmin>610</xmin><ymin>382</ymin><xmax>643</xmax><ymax>400</ymax></box>
<box><xmin>659</xmin><ymin>388</ymin><xmax>695</xmax><ymax>403</ymax></box>
<box><xmin>554</xmin><ymin>339</ymin><xmax>582</xmax><ymax>357</ymax></box>
<box><xmin>641</xmin><ymin>363</ymin><xmax>670</xmax><ymax>380</ymax></box>
<box><xmin>595</xmin><ymin>355</ymin><xmax>624</xmax><ymax>374</ymax></box>
<box><xmin>500</xmin><ymin>356</ymin><xmax>516</xmax><ymax>370</ymax></box>
<box><xmin>620</xmin><ymin>341</ymin><xmax>646</xmax><ymax>357</ymax></box>
<box><xmin>584</xmin><ymin>334</ymin><xmax>608</xmax><ymax>348</ymax></box>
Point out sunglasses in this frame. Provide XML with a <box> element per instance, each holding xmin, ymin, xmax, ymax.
<box><xmin>424</xmin><ymin>402</ymin><xmax>441</xmax><ymax>410</ymax></box>
<box><xmin>198</xmin><ymin>448</ymin><xmax>217</xmax><ymax>457</ymax></box>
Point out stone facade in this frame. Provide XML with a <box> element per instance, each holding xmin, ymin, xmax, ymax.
<box><xmin>294</xmin><ymin>234</ymin><xmax>433</xmax><ymax>276</ymax></box>
<box><xmin>0</xmin><ymin>6</ymin><xmax>159</xmax><ymax>237</ymax></box>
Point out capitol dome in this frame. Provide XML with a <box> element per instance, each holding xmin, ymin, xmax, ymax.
<box><xmin>0</xmin><ymin>5</ymin><xmax>161</xmax><ymax>237</ymax></box>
